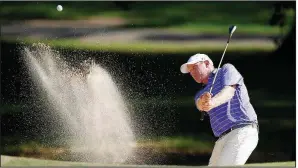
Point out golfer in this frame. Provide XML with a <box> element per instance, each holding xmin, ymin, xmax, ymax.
<box><xmin>180</xmin><ymin>53</ymin><xmax>259</xmax><ymax>166</ymax></box>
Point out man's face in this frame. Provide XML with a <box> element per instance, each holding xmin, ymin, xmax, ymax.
<box><xmin>187</xmin><ymin>61</ymin><xmax>210</xmax><ymax>84</ymax></box>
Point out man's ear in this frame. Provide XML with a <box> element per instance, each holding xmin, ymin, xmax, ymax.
<box><xmin>205</xmin><ymin>60</ymin><xmax>210</xmax><ymax>67</ymax></box>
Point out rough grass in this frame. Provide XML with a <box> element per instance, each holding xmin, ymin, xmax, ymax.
<box><xmin>1</xmin><ymin>155</ymin><xmax>295</xmax><ymax>166</ymax></box>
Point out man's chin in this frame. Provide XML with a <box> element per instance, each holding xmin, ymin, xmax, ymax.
<box><xmin>195</xmin><ymin>79</ymin><xmax>202</xmax><ymax>83</ymax></box>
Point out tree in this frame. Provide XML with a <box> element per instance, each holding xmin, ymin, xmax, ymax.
<box><xmin>266</xmin><ymin>2</ymin><xmax>295</xmax><ymax>93</ymax></box>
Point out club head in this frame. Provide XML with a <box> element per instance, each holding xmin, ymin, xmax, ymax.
<box><xmin>229</xmin><ymin>25</ymin><xmax>237</xmax><ymax>35</ymax></box>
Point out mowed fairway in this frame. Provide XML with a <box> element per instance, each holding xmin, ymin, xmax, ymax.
<box><xmin>1</xmin><ymin>155</ymin><xmax>295</xmax><ymax>167</ymax></box>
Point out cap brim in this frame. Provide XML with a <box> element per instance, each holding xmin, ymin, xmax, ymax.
<box><xmin>180</xmin><ymin>61</ymin><xmax>197</xmax><ymax>74</ymax></box>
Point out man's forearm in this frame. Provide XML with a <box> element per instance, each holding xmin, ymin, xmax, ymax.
<box><xmin>211</xmin><ymin>86</ymin><xmax>236</xmax><ymax>108</ymax></box>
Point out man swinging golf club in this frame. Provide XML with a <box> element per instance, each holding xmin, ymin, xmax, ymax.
<box><xmin>180</xmin><ymin>26</ymin><xmax>259</xmax><ymax>166</ymax></box>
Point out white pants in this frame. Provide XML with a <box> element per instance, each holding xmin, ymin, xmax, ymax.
<box><xmin>208</xmin><ymin>124</ymin><xmax>259</xmax><ymax>166</ymax></box>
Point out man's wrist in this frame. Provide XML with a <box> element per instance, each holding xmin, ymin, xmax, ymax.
<box><xmin>210</xmin><ymin>98</ymin><xmax>217</xmax><ymax>110</ymax></box>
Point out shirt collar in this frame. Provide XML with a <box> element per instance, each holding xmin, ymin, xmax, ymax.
<box><xmin>212</xmin><ymin>68</ymin><xmax>218</xmax><ymax>74</ymax></box>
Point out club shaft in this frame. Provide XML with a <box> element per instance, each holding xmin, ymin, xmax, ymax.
<box><xmin>200</xmin><ymin>37</ymin><xmax>231</xmax><ymax>121</ymax></box>
<box><xmin>210</xmin><ymin>39</ymin><xmax>230</xmax><ymax>93</ymax></box>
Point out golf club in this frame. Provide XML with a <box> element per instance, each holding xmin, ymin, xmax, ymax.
<box><xmin>200</xmin><ymin>25</ymin><xmax>237</xmax><ymax>121</ymax></box>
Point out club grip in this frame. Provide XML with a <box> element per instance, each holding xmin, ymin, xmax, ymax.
<box><xmin>200</xmin><ymin>112</ymin><xmax>205</xmax><ymax>121</ymax></box>
<box><xmin>200</xmin><ymin>92</ymin><xmax>213</xmax><ymax>121</ymax></box>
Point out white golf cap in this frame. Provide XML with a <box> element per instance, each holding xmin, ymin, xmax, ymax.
<box><xmin>180</xmin><ymin>53</ymin><xmax>213</xmax><ymax>74</ymax></box>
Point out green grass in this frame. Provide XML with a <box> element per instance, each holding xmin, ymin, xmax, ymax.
<box><xmin>246</xmin><ymin>161</ymin><xmax>295</xmax><ymax>166</ymax></box>
<box><xmin>0</xmin><ymin>1</ymin><xmax>295</xmax><ymax>36</ymax></box>
<box><xmin>1</xmin><ymin>155</ymin><xmax>295</xmax><ymax>166</ymax></box>
<box><xmin>0</xmin><ymin>2</ymin><xmax>122</xmax><ymax>20</ymax></box>
<box><xmin>1</xmin><ymin>36</ymin><xmax>276</xmax><ymax>55</ymax></box>
<box><xmin>136</xmin><ymin>135</ymin><xmax>214</xmax><ymax>154</ymax></box>
<box><xmin>0</xmin><ymin>2</ymin><xmax>275</xmax><ymax>21</ymax></box>
<box><xmin>122</xmin><ymin>2</ymin><xmax>290</xmax><ymax>25</ymax></box>
<box><xmin>168</xmin><ymin>23</ymin><xmax>290</xmax><ymax>36</ymax></box>
<box><xmin>1</xmin><ymin>135</ymin><xmax>214</xmax><ymax>156</ymax></box>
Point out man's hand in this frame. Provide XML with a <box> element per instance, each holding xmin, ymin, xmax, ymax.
<box><xmin>197</xmin><ymin>92</ymin><xmax>214</xmax><ymax>112</ymax></box>
<box><xmin>201</xmin><ymin>92</ymin><xmax>212</xmax><ymax>101</ymax></box>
